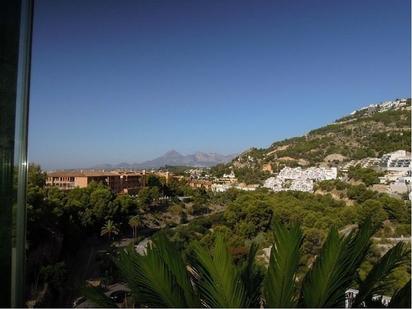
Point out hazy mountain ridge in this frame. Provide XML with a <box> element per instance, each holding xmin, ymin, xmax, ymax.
<box><xmin>93</xmin><ymin>99</ymin><xmax>410</xmax><ymax>171</ymax></box>
<box><xmin>92</xmin><ymin>150</ymin><xmax>237</xmax><ymax>169</ymax></box>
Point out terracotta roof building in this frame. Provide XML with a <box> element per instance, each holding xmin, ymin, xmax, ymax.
<box><xmin>46</xmin><ymin>171</ymin><xmax>146</xmax><ymax>194</ymax></box>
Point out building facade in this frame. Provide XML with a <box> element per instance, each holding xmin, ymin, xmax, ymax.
<box><xmin>380</xmin><ymin>150</ymin><xmax>411</xmax><ymax>172</ymax></box>
<box><xmin>46</xmin><ymin>171</ymin><xmax>146</xmax><ymax>194</ymax></box>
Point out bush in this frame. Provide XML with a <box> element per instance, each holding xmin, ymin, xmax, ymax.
<box><xmin>348</xmin><ymin>165</ymin><xmax>382</xmax><ymax>186</ymax></box>
<box><xmin>191</xmin><ymin>203</ymin><xmax>209</xmax><ymax>216</ymax></box>
<box><xmin>347</xmin><ymin>184</ymin><xmax>378</xmax><ymax>203</ymax></box>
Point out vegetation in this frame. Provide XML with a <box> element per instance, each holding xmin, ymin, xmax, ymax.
<box><xmin>210</xmin><ymin>165</ymin><xmax>271</xmax><ymax>184</ymax></box>
<box><xmin>25</xmin><ymin>165</ymin><xmax>204</xmax><ymax>306</ymax></box>
<box><xmin>128</xmin><ymin>216</ymin><xmax>141</xmax><ymax>240</ymax></box>
<box><xmin>234</xmin><ymin>167</ymin><xmax>271</xmax><ymax>185</ymax></box>
<box><xmin>84</xmin><ymin>221</ymin><xmax>411</xmax><ymax>308</ymax></box>
<box><xmin>347</xmin><ymin>165</ymin><xmax>383</xmax><ymax>186</ymax></box>
<box><xmin>26</xmin><ymin>161</ymin><xmax>411</xmax><ymax>307</ymax></box>
<box><xmin>165</xmin><ymin>187</ymin><xmax>411</xmax><ymax>294</ymax></box>
<box><xmin>315</xmin><ymin>180</ymin><xmax>410</xmax><ymax>225</ymax></box>
<box><xmin>100</xmin><ymin>220</ymin><xmax>119</xmax><ymax>240</ymax></box>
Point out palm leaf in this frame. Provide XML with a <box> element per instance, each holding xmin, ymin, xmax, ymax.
<box><xmin>299</xmin><ymin>221</ymin><xmax>375</xmax><ymax>307</ymax></box>
<box><xmin>190</xmin><ymin>234</ymin><xmax>248</xmax><ymax>307</ymax></box>
<box><xmin>352</xmin><ymin>242</ymin><xmax>410</xmax><ymax>307</ymax></box>
<box><xmin>116</xmin><ymin>233</ymin><xmax>199</xmax><ymax>307</ymax></box>
<box><xmin>153</xmin><ymin>233</ymin><xmax>200</xmax><ymax>307</ymax></box>
<box><xmin>263</xmin><ymin>222</ymin><xmax>303</xmax><ymax>308</ymax></box>
<box><xmin>389</xmin><ymin>280</ymin><xmax>411</xmax><ymax>308</ymax></box>
<box><xmin>240</xmin><ymin>242</ymin><xmax>264</xmax><ymax>307</ymax></box>
<box><xmin>82</xmin><ymin>286</ymin><xmax>118</xmax><ymax>308</ymax></box>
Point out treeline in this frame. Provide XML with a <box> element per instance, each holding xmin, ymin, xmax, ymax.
<box><xmin>315</xmin><ymin>180</ymin><xmax>410</xmax><ymax>233</ymax></box>
<box><xmin>166</xmin><ymin>187</ymin><xmax>411</xmax><ymax>294</ymax></box>
<box><xmin>25</xmin><ymin>164</ymin><xmax>198</xmax><ymax>306</ymax></box>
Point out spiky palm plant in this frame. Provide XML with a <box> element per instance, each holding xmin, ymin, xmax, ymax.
<box><xmin>189</xmin><ymin>235</ymin><xmax>249</xmax><ymax>307</ymax></box>
<box><xmin>298</xmin><ymin>222</ymin><xmax>376</xmax><ymax>307</ymax></box>
<box><xmin>117</xmin><ymin>233</ymin><xmax>200</xmax><ymax>307</ymax></box>
<box><xmin>128</xmin><ymin>215</ymin><xmax>141</xmax><ymax>239</ymax></box>
<box><xmin>264</xmin><ymin>222</ymin><xmax>303</xmax><ymax>308</ymax></box>
<box><xmin>85</xmin><ymin>221</ymin><xmax>410</xmax><ymax>308</ymax></box>
<box><xmin>240</xmin><ymin>243</ymin><xmax>264</xmax><ymax>307</ymax></box>
<box><xmin>351</xmin><ymin>242</ymin><xmax>410</xmax><ymax>308</ymax></box>
<box><xmin>388</xmin><ymin>280</ymin><xmax>411</xmax><ymax>308</ymax></box>
<box><xmin>100</xmin><ymin>219</ymin><xmax>119</xmax><ymax>240</ymax></box>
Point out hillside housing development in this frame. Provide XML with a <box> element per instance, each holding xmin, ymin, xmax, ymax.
<box><xmin>350</xmin><ymin>98</ymin><xmax>409</xmax><ymax>115</ymax></box>
<box><xmin>263</xmin><ymin>166</ymin><xmax>338</xmax><ymax>193</ymax></box>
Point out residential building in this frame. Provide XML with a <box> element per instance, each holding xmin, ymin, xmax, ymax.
<box><xmin>380</xmin><ymin>150</ymin><xmax>411</xmax><ymax>172</ymax></box>
<box><xmin>46</xmin><ymin>171</ymin><xmax>146</xmax><ymax>194</ymax></box>
<box><xmin>153</xmin><ymin>171</ymin><xmax>172</xmax><ymax>184</ymax></box>
<box><xmin>222</xmin><ymin>170</ymin><xmax>237</xmax><ymax>182</ymax></box>
<box><xmin>210</xmin><ymin>183</ymin><xmax>259</xmax><ymax>192</ymax></box>
<box><xmin>264</xmin><ymin>166</ymin><xmax>337</xmax><ymax>193</ymax></box>
<box><xmin>188</xmin><ymin>179</ymin><xmax>213</xmax><ymax>190</ymax></box>
<box><xmin>211</xmin><ymin>183</ymin><xmax>232</xmax><ymax>192</ymax></box>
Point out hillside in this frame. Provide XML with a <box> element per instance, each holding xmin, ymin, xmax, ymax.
<box><xmin>211</xmin><ymin>98</ymin><xmax>411</xmax><ymax>182</ymax></box>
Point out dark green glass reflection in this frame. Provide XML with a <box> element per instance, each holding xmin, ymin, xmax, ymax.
<box><xmin>0</xmin><ymin>0</ymin><xmax>33</xmax><ymax>307</ymax></box>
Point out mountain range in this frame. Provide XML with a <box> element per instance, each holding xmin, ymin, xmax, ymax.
<box><xmin>92</xmin><ymin>98</ymin><xmax>410</xmax><ymax>171</ymax></box>
<box><xmin>92</xmin><ymin>150</ymin><xmax>237</xmax><ymax>169</ymax></box>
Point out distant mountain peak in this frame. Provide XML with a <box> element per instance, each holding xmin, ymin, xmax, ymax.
<box><xmin>163</xmin><ymin>150</ymin><xmax>183</xmax><ymax>157</ymax></box>
<box><xmin>92</xmin><ymin>150</ymin><xmax>237</xmax><ymax>169</ymax></box>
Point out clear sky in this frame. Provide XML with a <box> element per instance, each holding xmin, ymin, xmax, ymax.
<box><xmin>29</xmin><ymin>0</ymin><xmax>411</xmax><ymax>169</ymax></box>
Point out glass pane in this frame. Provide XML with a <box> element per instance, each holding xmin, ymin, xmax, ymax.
<box><xmin>0</xmin><ymin>0</ymin><xmax>33</xmax><ymax>307</ymax></box>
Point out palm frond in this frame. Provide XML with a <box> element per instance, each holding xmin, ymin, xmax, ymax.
<box><xmin>299</xmin><ymin>221</ymin><xmax>375</xmax><ymax>308</ymax></box>
<box><xmin>153</xmin><ymin>233</ymin><xmax>201</xmax><ymax>307</ymax></box>
<box><xmin>190</xmin><ymin>234</ymin><xmax>248</xmax><ymax>307</ymax></box>
<box><xmin>263</xmin><ymin>222</ymin><xmax>303</xmax><ymax>308</ymax></box>
<box><xmin>82</xmin><ymin>286</ymin><xmax>118</xmax><ymax>308</ymax></box>
<box><xmin>240</xmin><ymin>243</ymin><xmax>264</xmax><ymax>307</ymax></box>
<box><xmin>116</xmin><ymin>233</ymin><xmax>199</xmax><ymax>307</ymax></box>
<box><xmin>389</xmin><ymin>280</ymin><xmax>411</xmax><ymax>308</ymax></box>
<box><xmin>352</xmin><ymin>242</ymin><xmax>410</xmax><ymax>307</ymax></box>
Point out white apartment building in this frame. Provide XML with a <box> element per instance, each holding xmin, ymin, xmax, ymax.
<box><xmin>264</xmin><ymin>167</ymin><xmax>337</xmax><ymax>193</ymax></box>
<box><xmin>211</xmin><ymin>183</ymin><xmax>259</xmax><ymax>192</ymax></box>
<box><xmin>380</xmin><ymin>150</ymin><xmax>411</xmax><ymax>172</ymax></box>
<box><xmin>211</xmin><ymin>183</ymin><xmax>232</xmax><ymax>192</ymax></box>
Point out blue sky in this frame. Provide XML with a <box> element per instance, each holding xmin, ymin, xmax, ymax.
<box><xmin>29</xmin><ymin>0</ymin><xmax>411</xmax><ymax>169</ymax></box>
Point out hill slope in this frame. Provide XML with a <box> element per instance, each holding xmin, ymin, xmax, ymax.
<box><xmin>211</xmin><ymin>98</ymin><xmax>411</xmax><ymax>182</ymax></box>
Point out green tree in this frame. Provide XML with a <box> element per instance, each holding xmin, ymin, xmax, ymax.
<box><xmin>357</xmin><ymin>200</ymin><xmax>388</xmax><ymax>226</ymax></box>
<box><xmin>90</xmin><ymin>185</ymin><xmax>114</xmax><ymax>221</ymax></box>
<box><xmin>149</xmin><ymin>186</ymin><xmax>160</xmax><ymax>203</ymax></box>
<box><xmin>28</xmin><ymin>163</ymin><xmax>47</xmax><ymax>187</ymax></box>
<box><xmin>39</xmin><ymin>262</ymin><xmax>67</xmax><ymax>290</ymax></box>
<box><xmin>347</xmin><ymin>185</ymin><xmax>378</xmax><ymax>203</ymax></box>
<box><xmin>348</xmin><ymin>165</ymin><xmax>382</xmax><ymax>187</ymax></box>
<box><xmin>302</xmin><ymin>227</ymin><xmax>326</xmax><ymax>256</ymax></box>
<box><xmin>100</xmin><ymin>220</ymin><xmax>119</xmax><ymax>240</ymax></box>
<box><xmin>147</xmin><ymin>175</ymin><xmax>163</xmax><ymax>188</ymax></box>
<box><xmin>128</xmin><ymin>215</ymin><xmax>141</xmax><ymax>240</ymax></box>
<box><xmin>137</xmin><ymin>187</ymin><xmax>152</xmax><ymax>206</ymax></box>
